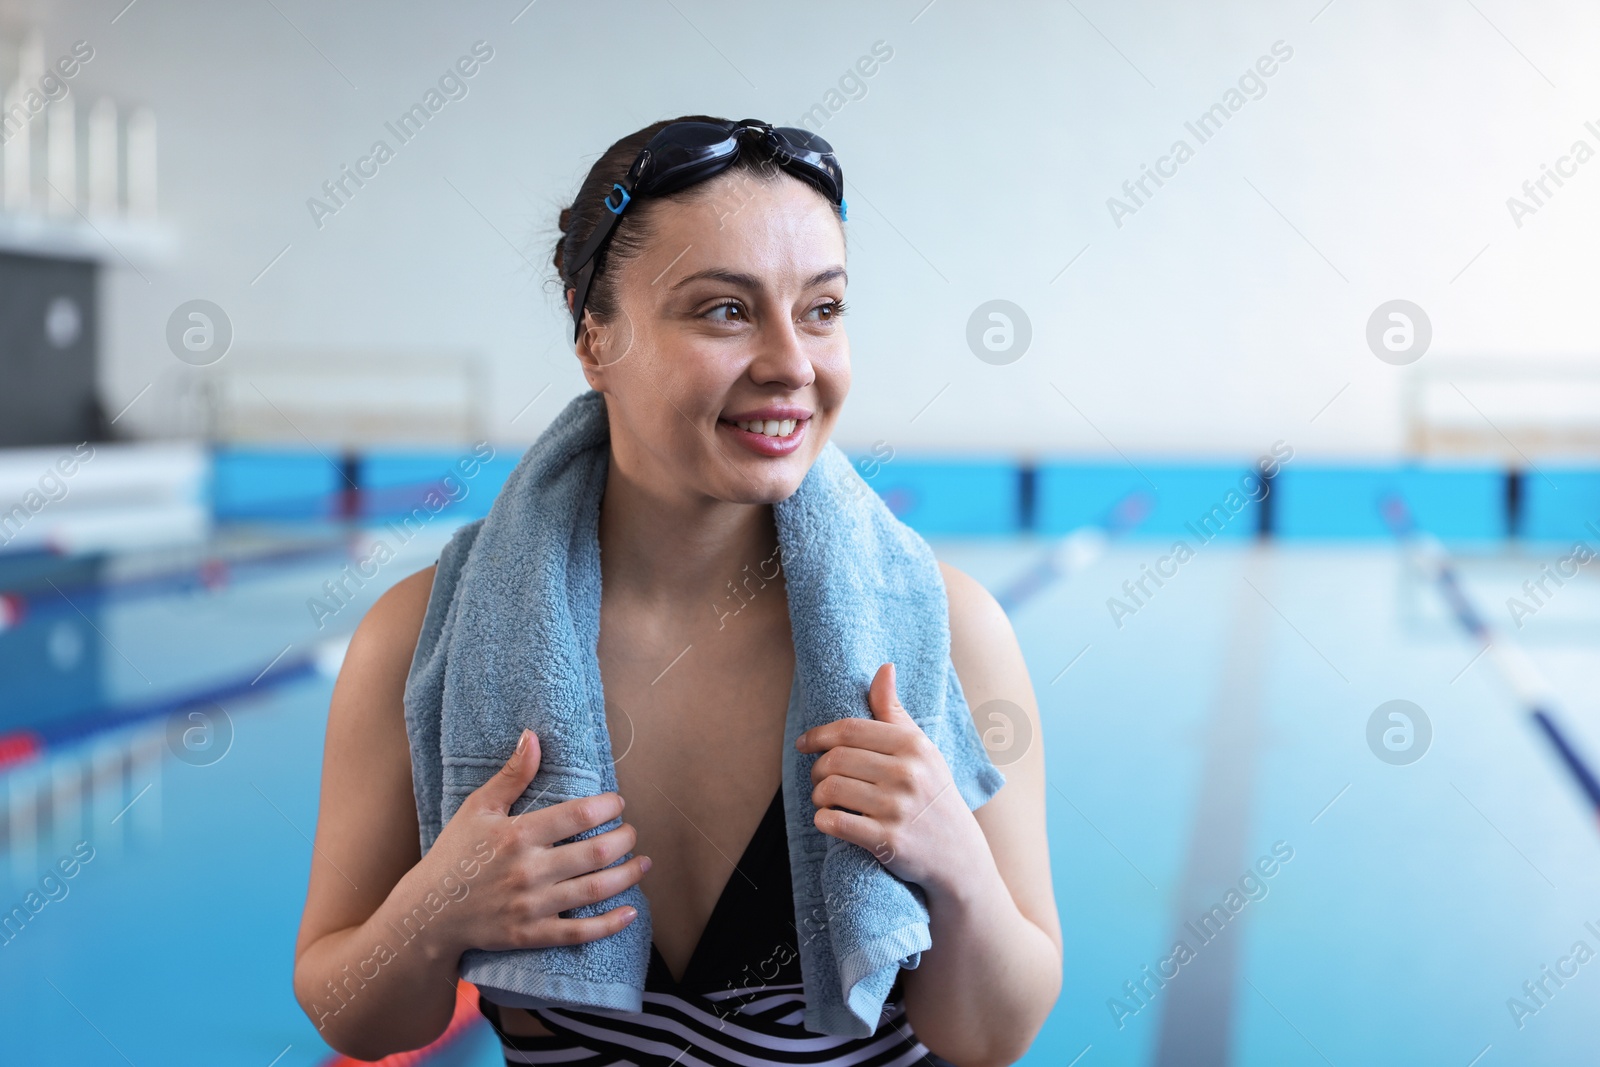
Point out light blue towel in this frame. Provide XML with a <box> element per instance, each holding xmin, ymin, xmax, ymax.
<box><xmin>404</xmin><ymin>389</ymin><xmax>1005</xmax><ymax>1037</ymax></box>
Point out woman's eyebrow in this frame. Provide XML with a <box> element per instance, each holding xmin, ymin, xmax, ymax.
<box><xmin>669</xmin><ymin>268</ymin><xmax>760</xmax><ymax>292</ymax></box>
<box><xmin>667</xmin><ymin>266</ymin><xmax>848</xmax><ymax>291</ymax></box>
<box><xmin>806</xmin><ymin>267</ymin><xmax>848</xmax><ymax>288</ymax></box>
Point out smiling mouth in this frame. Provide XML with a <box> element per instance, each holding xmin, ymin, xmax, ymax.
<box><xmin>717</xmin><ymin>415</ymin><xmax>811</xmax><ymax>456</ymax></box>
<box><xmin>726</xmin><ymin>417</ymin><xmax>801</xmax><ymax>438</ymax></box>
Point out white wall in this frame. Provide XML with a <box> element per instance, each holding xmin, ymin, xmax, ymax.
<box><xmin>16</xmin><ymin>0</ymin><xmax>1600</xmax><ymax>460</ymax></box>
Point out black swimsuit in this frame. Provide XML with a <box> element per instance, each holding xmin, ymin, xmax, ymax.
<box><xmin>477</xmin><ymin>787</ymin><xmax>954</xmax><ymax>1066</ymax></box>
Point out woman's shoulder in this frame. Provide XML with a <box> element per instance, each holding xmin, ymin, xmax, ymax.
<box><xmin>936</xmin><ymin>561</ymin><xmax>1015</xmax><ymax>663</ymax></box>
<box><xmin>321</xmin><ymin>565</ymin><xmax>438</xmax><ymax>792</ymax></box>
<box><xmin>936</xmin><ymin>561</ymin><xmax>1035</xmax><ymax>725</ymax></box>
<box><xmin>342</xmin><ymin>564</ymin><xmax>438</xmax><ymax>680</ymax></box>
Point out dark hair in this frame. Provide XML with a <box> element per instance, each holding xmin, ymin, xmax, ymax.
<box><xmin>551</xmin><ymin>115</ymin><xmax>844</xmax><ymax>330</ymax></box>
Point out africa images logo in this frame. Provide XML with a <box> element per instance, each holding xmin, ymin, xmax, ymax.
<box><xmin>306</xmin><ymin>41</ymin><xmax>494</xmax><ymax>229</ymax></box>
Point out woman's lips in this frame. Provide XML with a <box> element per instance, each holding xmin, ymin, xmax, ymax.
<box><xmin>718</xmin><ymin>416</ymin><xmax>809</xmax><ymax>457</ymax></box>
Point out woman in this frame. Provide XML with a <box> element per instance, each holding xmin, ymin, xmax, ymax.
<box><xmin>292</xmin><ymin>116</ymin><xmax>1062</xmax><ymax>1067</ymax></box>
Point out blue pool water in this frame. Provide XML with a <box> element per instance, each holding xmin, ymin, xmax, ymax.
<box><xmin>4</xmin><ymin>530</ymin><xmax>1599</xmax><ymax>1066</ymax></box>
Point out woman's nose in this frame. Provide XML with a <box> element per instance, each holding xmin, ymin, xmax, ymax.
<box><xmin>748</xmin><ymin>319</ymin><xmax>816</xmax><ymax>390</ymax></box>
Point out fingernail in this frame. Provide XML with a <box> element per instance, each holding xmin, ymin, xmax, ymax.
<box><xmin>640</xmin><ymin>856</ymin><xmax>652</xmax><ymax>873</ymax></box>
<box><xmin>622</xmin><ymin>906</ymin><xmax>638</xmax><ymax>920</ymax></box>
<box><xmin>618</xmin><ymin>794</ymin><xmax>626</xmax><ymax>810</ymax></box>
<box><xmin>515</xmin><ymin>730</ymin><xmax>529</xmax><ymax>755</ymax></box>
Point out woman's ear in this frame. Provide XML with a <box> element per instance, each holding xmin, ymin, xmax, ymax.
<box><xmin>570</xmin><ymin>290</ymin><xmax>634</xmax><ymax>386</ymax></box>
<box><xmin>567</xmin><ymin>289</ymin><xmax>607</xmax><ymax>388</ymax></box>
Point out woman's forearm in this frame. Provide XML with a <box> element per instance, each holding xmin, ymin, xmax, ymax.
<box><xmin>902</xmin><ymin>829</ymin><xmax>1063</xmax><ymax>1067</ymax></box>
<box><xmin>293</xmin><ymin>853</ymin><xmax>471</xmax><ymax>1060</ymax></box>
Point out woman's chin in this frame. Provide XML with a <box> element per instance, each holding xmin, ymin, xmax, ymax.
<box><xmin>705</xmin><ymin>447</ymin><xmax>815</xmax><ymax>503</ymax></box>
<box><xmin>722</xmin><ymin>468</ymin><xmax>809</xmax><ymax>505</ymax></box>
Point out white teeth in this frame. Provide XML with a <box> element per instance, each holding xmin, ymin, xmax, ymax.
<box><xmin>733</xmin><ymin>418</ymin><xmax>800</xmax><ymax>437</ymax></box>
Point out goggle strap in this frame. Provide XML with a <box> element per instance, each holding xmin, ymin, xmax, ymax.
<box><xmin>567</xmin><ymin>186</ymin><xmax>631</xmax><ymax>342</ymax></box>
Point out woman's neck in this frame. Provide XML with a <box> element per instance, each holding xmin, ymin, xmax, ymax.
<box><xmin>596</xmin><ymin>452</ymin><xmax>779</xmax><ymax>606</ymax></box>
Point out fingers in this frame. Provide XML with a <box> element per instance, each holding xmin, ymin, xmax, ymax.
<box><xmin>473</xmin><ymin>729</ymin><xmax>541</xmax><ymax>814</ymax></box>
<box><xmin>797</xmin><ymin>717</ymin><xmax>903</xmax><ymax>756</ymax></box>
<box><xmin>530</xmin><ymin>904</ymin><xmax>641</xmax><ymax>947</ymax></box>
<box><xmin>551</xmin><ymin>853</ymin><xmax>651</xmax><ymax>914</ymax></box>
<box><xmin>473</xmin><ymin>733</ymin><xmax>625</xmax><ymax>844</ymax></box>
<box><xmin>809</xmin><ymin>745</ymin><xmax>896</xmax><ymax>787</ymax></box>
<box><xmin>813</xmin><ymin>805</ymin><xmax>883</xmax><ymax>851</ymax></box>
<box><xmin>543</xmin><ymin>822</ymin><xmax>639</xmax><ymax>882</ymax></box>
<box><xmin>812</xmin><ymin>773</ymin><xmax>881</xmax><ymax>818</ymax></box>
<box><xmin>796</xmin><ymin>663</ymin><xmax>918</xmax><ymax>755</ymax></box>
<box><xmin>526</xmin><ymin>791</ymin><xmax>627</xmax><ymax>847</ymax></box>
<box><xmin>868</xmin><ymin>662</ymin><xmax>907</xmax><ymax>723</ymax></box>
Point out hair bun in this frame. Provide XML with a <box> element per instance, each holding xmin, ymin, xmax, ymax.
<box><xmin>553</xmin><ymin>206</ymin><xmax>575</xmax><ymax>273</ymax></box>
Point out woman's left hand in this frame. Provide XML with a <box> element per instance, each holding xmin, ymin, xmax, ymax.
<box><xmin>795</xmin><ymin>662</ymin><xmax>988</xmax><ymax>893</ymax></box>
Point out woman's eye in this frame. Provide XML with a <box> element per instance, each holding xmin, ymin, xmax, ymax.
<box><xmin>806</xmin><ymin>300</ymin><xmax>847</xmax><ymax>323</ymax></box>
<box><xmin>705</xmin><ymin>302</ymin><xmax>746</xmax><ymax>323</ymax></box>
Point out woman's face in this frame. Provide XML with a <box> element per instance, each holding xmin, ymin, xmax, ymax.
<box><xmin>575</xmin><ymin>170</ymin><xmax>850</xmax><ymax>506</ymax></box>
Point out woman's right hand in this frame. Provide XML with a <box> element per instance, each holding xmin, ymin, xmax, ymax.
<box><xmin>422</xmin><ymin>727</ymin><xmax>649</xmax><ymax>955</ymax></box>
